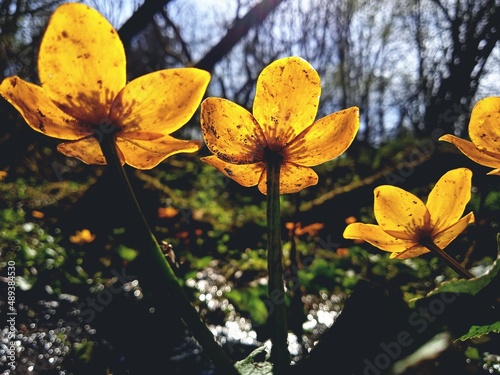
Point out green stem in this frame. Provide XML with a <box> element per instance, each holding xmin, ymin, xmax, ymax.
<box><xmin>266</xmin><ymin>152</ymin><xmax>290</xmax><ymax>374</ymax></box>
<box><xmin>419</xmin><ymin>237</ymin><xmax>474</xmax><ymax>279</ymax></box>
<box><xmin>100</xmin><ymin>134</ymin><xmax>239</xmax><ymax>375</ymax></box>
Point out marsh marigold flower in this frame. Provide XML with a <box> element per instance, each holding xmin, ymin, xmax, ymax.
<box><xmin>0</xmin><ymin>3</ymin><xmax>210</xmax><ymax>169</ymax></box>
<box><xmin>200</xmin><ymin>56</ymin><xmax>359</xmax><ymax>194</ymax></box>
<box><xmin>440</xmin><ymin>97</ymin><xmax>500</xmax><ymax>175</ymax></box>
<box><xmin>343</xmin><ymin>168</ymin><xmax>475</xmax><ymax>259</ymax></box>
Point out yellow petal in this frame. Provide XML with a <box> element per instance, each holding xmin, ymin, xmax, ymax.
<box><xmin>117</xmin><ymin>135</ymin><xmax>201</xmax><ymax>170</ymax></box>
<box><xmin>426</xmin><ymin>168</ymin><xmax>472</xmax><ymax>233</ymax></box>
<box><xmin>253</xmin><ymin>57</ymin><xmax>321</xmax><ymax>148</ymax></box>
<box><xmin>374</xmin><ymin>186</ymin><xmax>431</xmax><ymax>241</ymax></box>
<box><xmin>120</xmin><ymin>131</ymin><xmax>164</xmax><ymax>141</ymax></box>
<box><xmin>110</xmin><ymin>68</ymin><xmax>210</xmax><ymax>134</ymax></box>
<box><xmin>487</xmin><ymin>168</ymin><xmax>500</xmax><ymax>176</ymax></box>
<box><xmin>391</xmin><ymin>245</ymin><xmax>429</xmax><ymax>259</ymax></box>
<box><xmin>38</xmin><ymin>3</ymin><xmax>126</xmax><ymax>123</ymax></box>
<box><xmin>286</xmin><ymin>107</ymin><xmax>360</xmax><ymax>166</ymax></box>
<box><xmin>343</xmin><ymin>223</ymin><xmax>415</xmax><ymax>252</ymax></box>
<box><xmin>200</xmin><ymin>98</ymin><xmax>267</xmax><ymax>163</ymax></box>
<box><xmin>0</xmin><ymin>77</ymin><xmax>90</xmax><ymax>140</ymax></box>
<box><xmin>439</xmin><ymin>134</ymin><xmax>500</xmax><ymax>170</ymax></box>
<box><xmin>432</xmin><ymin>212</ymin><xmax>475</xmax><ymax>248</ymax></box>
<box><xmin>200</xmin><ymin>155</ymin><xmax>264</xmax><ymax>187</ymax></box>
<box><xmin>57</xmin><ymin>136</ymin><xmax>110</xmax><ymax>165</ymax></box>
<box><xmin>468</xmin><ymin>97</ymin><xmax>500</xmax><ymax>154</ymax></box>
<box><xmin>257</xmin><ymin>162</ymin><xmax>318</xmax><ymax>195</ymax></box>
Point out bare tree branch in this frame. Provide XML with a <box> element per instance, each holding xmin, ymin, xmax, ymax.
<box><xmin>118</xmin><ymin>0</ymin><xmax>171</xmax><ymax>53</ymax></box>
<box><xmin>194</xmin><ymin>0</ymin><xmax>286</xmax><ymax>72</ymax></box>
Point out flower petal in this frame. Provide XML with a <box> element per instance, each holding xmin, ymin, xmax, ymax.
<box><xmin>120</xmin><ymin>131</ymin><xmax>164</xmax><ymax>141</ymax></box>
<box><xmin>391</xmin><ymin>245</ymin><xmax>429</xmax><ymax>259</ymax></box>
<box><xmin>432</xmin><ymin>212</ymin><xmax>475</xmax><ymax>248</ymax></box>
<box><xmin>38</xmin><ymin>3</ymin><xmax>126</xmax><ymax>123</ymax></box>
<box><xmin>200</xmin><ymin>98</ymin><xmax>267</xmax><ymax>163</ymax></box>
<box><xmin>117</xmin><ymin>135</ymin><xmax>201</xmax><ymax>170</ymax></box>
<box><xmin>343</xmin><ymin>223</ymin><xmax>415</xmax><ymax>252</ymax></box>
<box><xmin>253</xmin><ymin>57</ymin><xmax>321</xmax><ymax>148</ymax></box>
<box><xmin>439</xmin><ymin>134</ymin><xmax>500</xmax><ymax>170</ymax></box>
<box><xmin>374</xmin><ymin>186</ymin><xmax>431</xmax><ymax>241</ymax></box>
<box><xmin>395</xmin><ymin>213</ymin><xmax>475</xmax><ymax>260</ymax></box>
<box><xmin>200</xmin><ymin>155</ymin><xmax>264</xmax><ymax>187</ymax></box>
<box><xmin>257</xmin><ymin>162</ymin><xmax>318</xmax><ymax>195</ymax></box>
<box><xmin>427</xmin><ymin>168</ymin><xmax>472</xmax><ymax>234</ymax></box>
<box><xmin>57</xmin><ymin>136</ymin><xmax>110</xmax><ymax>165</ymax></box>
<box><xmin>286</xmin><ymin>107</ymin><xmax>360</xmax><ymax>166</ymax></box>
<box><xmin>0</xmin><ymin>77</ymin><xmax>90</xmax><ymax>140</ymax></box>
<box><xmin>110</xmin><ymin>68</ymin><xmax>210</xmax><ymax>134</ymax></box>
<box><xmin>468</xmin><ymin>97</ymin><xmax>500</xmax><ymax>154</ymax></box>
<box><xmin>487</xmin><ymin>168</ymin><xmax>500</xmax><ymax>176</ymax></box>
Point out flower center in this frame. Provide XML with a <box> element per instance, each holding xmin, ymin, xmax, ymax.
<box><xmin>92</xmin><ymin>118</ymin><xmax>121</xmax><ymax>141</ymax></box>
<box><xmin>414</xmin><ymin>226</ymin><xmax>433</xmax><ymax>241</ymax></box>
<box><xmin>263</xmin><ymin>146</ymin><xmax>284</xmax><ymax>166</ymax></box>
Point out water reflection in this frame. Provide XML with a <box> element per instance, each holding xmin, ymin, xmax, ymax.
<box><xmin>186</xmin><ymin>263</ymin><xmax>343</xmax><ymax>361</ymax></box>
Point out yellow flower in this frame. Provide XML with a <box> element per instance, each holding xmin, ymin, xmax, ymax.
<box><xmin>343</xmin><ymin>168</ymin><xmax>475</xmax><ymax>259</ymax></box>
<box><xmin>70</xmin><ymin>229</ymin><xmax>96</xmax><ymax>245</ymax></box>
<box><xmin>0</xmin><ymin>171</ymin><xmax>7</xmax><ymax>181</ymax></box>
<box><xmin>0</xmin><ymin>3</ymin><xmax>210</xmax><ymax>170</ymax></box>
<box><xmin>440</xmin><ymin>97</ymin><xmax>500</xmax><ymax>175</ymax></box>
<box><xmin>200</xmin><ymin>56</ymin><xmax>359</xmax><ymax>194</ymax></box>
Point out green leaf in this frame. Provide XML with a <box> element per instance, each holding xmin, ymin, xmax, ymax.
<box><xmin>415</xmin><ymin>239</ymin><xmax>500</xmax><ymax>303</ymax></box>
<box><xmin>116</xmin><ymin>245</ymin><xmax>138</xmax><ymax>262</ymax></box>
<box><xmin>235</xmin><ymin>346</ymin><xmax>273</xmax><ymax>375</ymax></box>
<box><xmin>225</xmin><ymin>286</ymin><xmax>268</xmax><ymax>326</ymax></box>
<box><xmin>74</xmin><ymin>341</ymin><xmax>94</xmax><ymax>363</ymax></box>
<box><xmin>464</xmin><ymin>346</ymin><xmax>481</xmax><ymax>361</ymax></box>
<box><xmin>458</xmin><ymin>321</ymin><xmax>500</xmax><ymax>341</ymax></box>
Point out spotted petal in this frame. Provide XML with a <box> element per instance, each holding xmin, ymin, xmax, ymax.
<box><xmin>38</xmin><ymin>3</ymin><xmax>126</xmax><ymax>124</ymax></box>
<box><xmin>427</xmin><ymin>168</ymin><xmax>472</xmax><ymax>234</ymax></box>
<box><xmin>257</xmin><ymin>162</ymin><xmax>318</xmax><ymax>195</ymax></box>
<box><xmin>201</xmin><ymin>98</ymin><xmax>267</xmax><ymax>163</ymax></box>
<box><xmin>374</xmin><ymin>186</ymin><xmax>431</xmax><ymax>241</ymax></box>
<box><xmin>439</xmin><ymin>134</ymin><xmax>500</xmax><ymax>172</ymax></box>
<box><xmin>391</xmin><ymin>245</ymin><xmax>429</xmax><ymax>259</ymax></box>
<box><xmin>468</xmin><ymin>97</ymin><xmax>500</xmax><ymax>155</ymax></box>
<box><xmin>117</xmin><ymin>135</ymin><xmax>201</xmax><ymax>170</ymax></box>
<box><xmin>0</xmin><ymin>77</ymin><xmax>89</xmax><ymax>140</ymax></box>
<box><xmin>253</xmin><ymin>57</ymin><xmax>321</xmax><ymax>147</ymax></box>
<box><xmin>287</xmin><ymin>107</ymin><xmax>359</xmax><ymax>166</ymax></box>
<box><xmin>110</xmin><ymin>68</ymin><xmax>210</xmax><ymax>135</ymax></box>
<box><xmin>200</xmin><ymin>155</ymin><xmax>264</xmax><ymax>187</ymax></box>
<box><xmin>57</xmin><ymin>136</ymin><xmax>110</xmax><ymax>165</ymax></box>
<box><xmin>433</xmin><ymin>212</ymin><xmax>475</xmax><ymax>247</ymax></box>
<box><xmin>343</xmin><ymin>223</ymin><xmax>415</xmax><ymax>252</ymax></box>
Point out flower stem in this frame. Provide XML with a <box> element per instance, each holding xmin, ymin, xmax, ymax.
<box><xmin>419</xmin><ymin>237</ymin><xmax>474</xmax><ymax>279</ymax></box>
<box><xmin>266</xmin><ymin>152</ymin><xmax>290</xmax><ymax>374</ymax></box>
<box><xmin>100</xmin><ymin>134</ymin><xmax>239</xmax><ymax>375</ymax></box>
